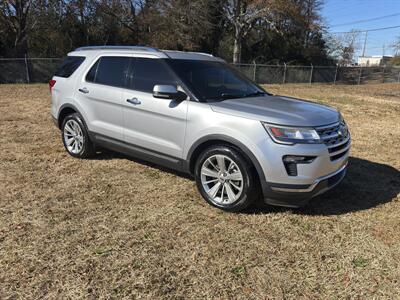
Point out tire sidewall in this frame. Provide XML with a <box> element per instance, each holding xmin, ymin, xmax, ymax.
<box><xmin>194</xmin><ymin>146</ymin><xmax>256</xmax><ymax>212</ymax></box>
<box><xmin>61</xmin><ymin>113</ymin><xmax>92</xmax><ymax>158</ymax></box>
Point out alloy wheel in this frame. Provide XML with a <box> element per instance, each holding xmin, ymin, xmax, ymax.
<box><xmin>63</xmin><ymin>119</ymin><xmax>84</xmax><ymax>154</ymax></box>
<box><xmin>200</xmin><ymin>154</ymin><xmax>244</xmax><ymax>205</ymax></box>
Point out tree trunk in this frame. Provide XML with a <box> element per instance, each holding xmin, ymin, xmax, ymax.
<box><xmin>14</xmin><ymin>28</ymin><xmax>28</xmax><ymax>57</ymax></box>
<box><xmin>232</xmin><ymin>0</ymin><xmax>244</xmax><ymax>63</ymax></box>
<box><xmin>13</xmin><ymin>0</ymin><xmax>31</xmax><ymax>57</ymax></box>
<box><xmin>233</xmin><ymin>25</ymin><xmax>242</xmax><ymax>63</ymax></box>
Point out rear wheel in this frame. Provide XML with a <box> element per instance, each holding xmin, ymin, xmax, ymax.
<box><xmin>194</xmin><ymin>145</ymin><xmax>258</xmax><ymax>212</ymax></box>
<box><xmin>61</xmin><ymin>113</ymin><xmax>95</xmax><ymax>158</ymax></box>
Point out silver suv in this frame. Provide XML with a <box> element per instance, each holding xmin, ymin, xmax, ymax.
<box><xmin>50</xmin><ymin>46</ymin><xmax>350</xmax><ymax>212</ymax></box>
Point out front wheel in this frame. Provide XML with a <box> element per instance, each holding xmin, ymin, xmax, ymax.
<box><xmin>194</xmin><ymin>145</ymin><xmax>259</xmax><ymax>212</ymax></box>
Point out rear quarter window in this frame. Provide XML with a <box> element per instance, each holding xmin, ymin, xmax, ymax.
<box><xmin>85</xmin><ymin>56</ymin><xmax>131</xmax><ymax>88</ymax></box>
<box><xmin>55</xmin><ymin>56</ymin><xmax>85</xmax><ymax>78</ymax></box>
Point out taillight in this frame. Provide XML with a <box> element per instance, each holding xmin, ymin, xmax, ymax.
<box><xmin>49</xmin><ymin>79</ymin><xmax>56</xmax><ymax>92</ymax></box>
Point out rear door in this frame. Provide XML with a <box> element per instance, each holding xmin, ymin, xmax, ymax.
<box><xmin>121</xmin><ymin>57</ymin><xmax>188</xmax><ymax>158</ymax></box>
<box><xmin>75</xmin><ymin>55</ymin><xmax>131</xmax><ymax>140</ymax></box>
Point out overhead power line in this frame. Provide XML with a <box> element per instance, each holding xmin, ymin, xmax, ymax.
<box><xmin>330</xmin><ymin>25</ymin><xmax>400</xmax><ymax>34</ymax></box>
<box><xmin>330</xmin><ymin>13</ymin><xmax>400</xmax><ymax>28</ymax></box>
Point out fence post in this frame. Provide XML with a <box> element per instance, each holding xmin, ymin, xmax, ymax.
<box><xmin>398</xmin><ymin>71</ymin><xmax>400</xmax><ymax>83</ymax></box>
<box><xmin>253</xmin><ymin>62</ymin><xmax>257</xmax><ymax>82</ymax></box>
<box><xmin>282</xmin><ymin>63</ymin><xmax>287</xmax><ymax>84</ymax></box>
<box><xmin>334</xmin><ymin>65</ymin><xmax>338</xmax><ymax>85</ymax></box>
<box><xmin>357</xmin><ymin>66</ymin><xmax>362</xmax><ymax>85</ymax></box>
<box><xmin>24</xmin><ymin>54</ymin><xmax>30</xmax><ymax>83</ymax></box>
<box><xmin>382</xmin><ymin>65</ymin><xmax>385</xmax><ymax>83</ymax></box>
<box><xmin>309</xmin><ymin>64</ymin><xmax>313</xmax><ymax>84</ymax></box>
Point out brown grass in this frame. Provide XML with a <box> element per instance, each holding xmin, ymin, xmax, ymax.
<box><xmin>0</xmin><ymin>83</ymin><xmax>399</xmax><ymax>299</ymax></box>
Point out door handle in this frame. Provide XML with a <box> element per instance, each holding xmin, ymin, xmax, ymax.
<box><xmin>78</xmin><ymin>87</ymin><xmax>89</xmax><ymax>94</ymax></box>
<box><xmin>126</xmin><ymin>97</ymin><xmax>141</xmax><ymax>105</ymax></box>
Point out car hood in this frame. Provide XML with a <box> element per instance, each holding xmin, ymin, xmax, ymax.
<box><xmin>209</xmin><ymin>95</ymin><xmax>339</xmax><ymax>127</ymax></box>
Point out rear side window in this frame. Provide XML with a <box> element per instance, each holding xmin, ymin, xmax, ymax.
<box><xmin>86</xmin><ymin>56</ymin><xmax>130</xmax><ymax>88</ymax></box>
<box><xmin>85</xmin><ymin>59</ymin><xmax>99</xmax><ymax>82</ymax></box>
<box><xmin>128</xmin><ymin>58</ymin><xmax>177</xmax><ymax>93</ymax></box>
<box><xmin>55</xmin><ymin>56</ymin><xmax>85</xmax><ymax>78</ymax></box>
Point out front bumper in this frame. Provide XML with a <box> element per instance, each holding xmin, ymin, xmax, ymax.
<box><xmin>261</xmin><ymin>162</ymin><xmax>348</xmax><ymax>208</ymax></box>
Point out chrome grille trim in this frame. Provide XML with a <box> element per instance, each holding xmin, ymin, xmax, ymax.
<box><xmin>330</xmin><ymin>149</ymin><xmax>349</xmax><ymax>161</ymax></box>
<box><xmin>329</xmin><ymin>143</ymin><xmax>351</xmax><ymax>156</ymax></box>
<box><xmin>315</xmin><ymin>121</ymin><xmax>340</xmax><ymax>130</ymax></box>
<box><xmin>316</xmin><ymin>121</ymin><xmax>350</xmax><ymax>161</ymax></box>
<box><xmin>327</xmin><ymin>137</ymin><xmax>350</xmax><ymax>149</ymax></box>
<box><xmin>321</xmin><ymin>132</ymin><xmax>340</xmax><ymax>140</ymax></box>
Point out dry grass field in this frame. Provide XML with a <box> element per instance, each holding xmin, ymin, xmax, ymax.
<box><xmin>0</xmin><ymin>83</ymin><xmax>399</xmax><ymax>299</ymax></box>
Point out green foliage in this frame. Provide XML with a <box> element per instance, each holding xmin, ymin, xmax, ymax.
<box><xmin>231</xmin><ymin>266</ymin><xmax>246</xmax><ymax>277</ymax></box>
<box><xmin>352</xmin><ymin>257</ymin><xmax>369</xmax><ymax>268</ymax></box>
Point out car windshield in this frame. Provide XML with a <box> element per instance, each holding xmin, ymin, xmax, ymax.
<box><xmin>166</xmin><ymin>59</ymin><xmax>267</xmax><ymax>102</ymax></box>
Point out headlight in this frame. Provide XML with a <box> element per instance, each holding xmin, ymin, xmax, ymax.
<box><xmin>262</xmin><ymin>122</ymin><xmax>321</xmax><ymax>145</ymax></box>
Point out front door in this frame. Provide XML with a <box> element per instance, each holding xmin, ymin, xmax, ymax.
<box><xmin>122</xmin><ymin>57</ymin><xmax>188</xmax><ymax>159</ymax></box>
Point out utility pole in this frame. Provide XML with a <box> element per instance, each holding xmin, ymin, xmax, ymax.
<box><xmin>361</xmin><ymin>31</ymin><xmax>368</xmax><ymax>57</ymax></box>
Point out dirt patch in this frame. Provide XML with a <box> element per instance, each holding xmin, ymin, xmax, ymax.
<box><xmin>0</xmin><ymin>83</ymin><xmax>399</xmax><ymax>298</ymax></box>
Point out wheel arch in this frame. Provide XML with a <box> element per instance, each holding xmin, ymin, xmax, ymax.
<box><xmin>186</xmin><ymin>134</ymin><xmax>266</xmax><ymax>182</ymax></box>
<box><xmin>57</xmin><ymin>103</ymin><xmax>81</xmax><ymax>129</ymax></box>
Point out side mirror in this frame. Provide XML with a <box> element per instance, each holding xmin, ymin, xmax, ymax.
<box><xmin>153</xmin><ymin>85</ymin><xmax>179</xmax><ymax>99</ymax></box>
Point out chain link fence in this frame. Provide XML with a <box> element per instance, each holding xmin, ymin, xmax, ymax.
<box><xmin>0</xmin><ymin>58</ymin><xmax>62</xmax><ymax>84</ymax></box>
<box><xmin>1</xmin><ymin>58</ymin><xmax>400</xmax><ymax>85</ymax></box>
<box><xmin>233</xmin><ymin>63</ymin><xmax>400</xmax><ymax>85</ymax></box>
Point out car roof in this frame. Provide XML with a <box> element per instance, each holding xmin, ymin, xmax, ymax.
<box><xmin>70</xmin><ymin>46</ymin><xmax>224</xmax><ymax>62</ymax></box>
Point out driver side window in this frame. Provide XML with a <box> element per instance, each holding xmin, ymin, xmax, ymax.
<box><xmin>128</xmin><ymin>58</ymin><xmax>177</xmax><ymax>93</ymax></box>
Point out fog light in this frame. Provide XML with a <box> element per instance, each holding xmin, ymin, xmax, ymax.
<box><xmin>282</xmin><ymin>155</ymin><xmax>316</xmax><ymax>176</ymax></box>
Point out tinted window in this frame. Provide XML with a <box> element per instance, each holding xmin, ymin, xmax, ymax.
<box><xmin>129</xmin><ymin>58</ymin><xmax>177</xmax><ymax>92</ymax></box>
<box><xmin>86</xmin><ymin>56</ymin><xmax>130</xmax><ymax>88</ymax></box>
<box><xmin>55</xmin><ymin>56</ymin><xmax>85</xmax><ymax>78</ymax></box>
<box><xmin>85</xmin><ymin>59</ymin><xmax>99</xmax><ymax>82</ymax></box>
<box><xmin>167</xmin><ymin>59</ymin><xmax>264</xmax><ymax>101</ymax></box>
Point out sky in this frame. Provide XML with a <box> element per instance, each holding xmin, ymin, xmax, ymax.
<box><xmin>322</xmin><ymin>0</ymin><xmax>400</xmax><ymax>57</ymax></box>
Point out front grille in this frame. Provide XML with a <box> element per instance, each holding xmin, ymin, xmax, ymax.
<box><xmin>328</xmin><ymin>139</ymin><xmax>350</xmax><ymax>154</ymax></box>
<box><xmin>316</xmin><ymin>122</ymin><xmax>350</xmax><ymax>161</ymax></box>
<box><xmin>330</xmin><ymin>150</ymin><xmax>348</xmax><ymax>161</ymax></box>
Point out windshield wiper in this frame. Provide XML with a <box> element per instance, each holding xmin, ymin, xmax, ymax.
<box><xmin>208</xmin><ymin>93</ymin><xmax>245</xmax><ymax>101</ymax></box>
<box><xmin>243</xmin><ymin>91</ymin><xmax>267</xmax><ymax>98</ymax></box>
<box><xmin>208</xmin><ymin>91</ymin><xmax>267</xmax><ymax>101</ymax></box>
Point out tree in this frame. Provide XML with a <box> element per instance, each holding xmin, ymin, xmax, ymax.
<box><xmin>0</xmin><ymin>0</ymin><xmax>34</xmax><ymax>56</ymax></box>
<box><xmin>0</xmin><ymin>0</ymin><xmax>333</xmax><ymax>65</ymax></box>
<box><xmin>224</xmin><ymin>0</ymin><xmax>281</xmax><ymax>63</ymax></box>
<box><xmin>392</xmin><ymin>35</ymin><xmax>400</xmax><ymax>56</ymax></box>
<box><xmin>98</xmin><ymin>0</ymin><xmax>140</xmax><ymax>44</ymax></box>
<box><xmin>224</xmin><ymin>0</ymin><xmax>327</xmax><ymax>64</ymax></box>
<box><xmin>326</xmin><ymin>31</ymin><xmax>359</xmax><ymax>66</ymax></box>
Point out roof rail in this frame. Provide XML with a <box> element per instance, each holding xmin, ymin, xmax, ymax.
<box><xmin>162</xmin><ymin>50</ymin><xmax>214</xmax><ymax>57</ymax></box>
<box><xmin>74</xmin><ymin>45</ymin><xmax>159</xmax><ymax>52</ymax></box>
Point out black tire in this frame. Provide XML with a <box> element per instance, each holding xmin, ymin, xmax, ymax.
<box><xmin>61</xmin><ymin>112</ymin><xmax>95</xmax><ymax>158</ymax></box>
<box><xmin>194</xmin><ymin>145</ymin><xmax>259</xmax><ymax>212</ymax></box>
